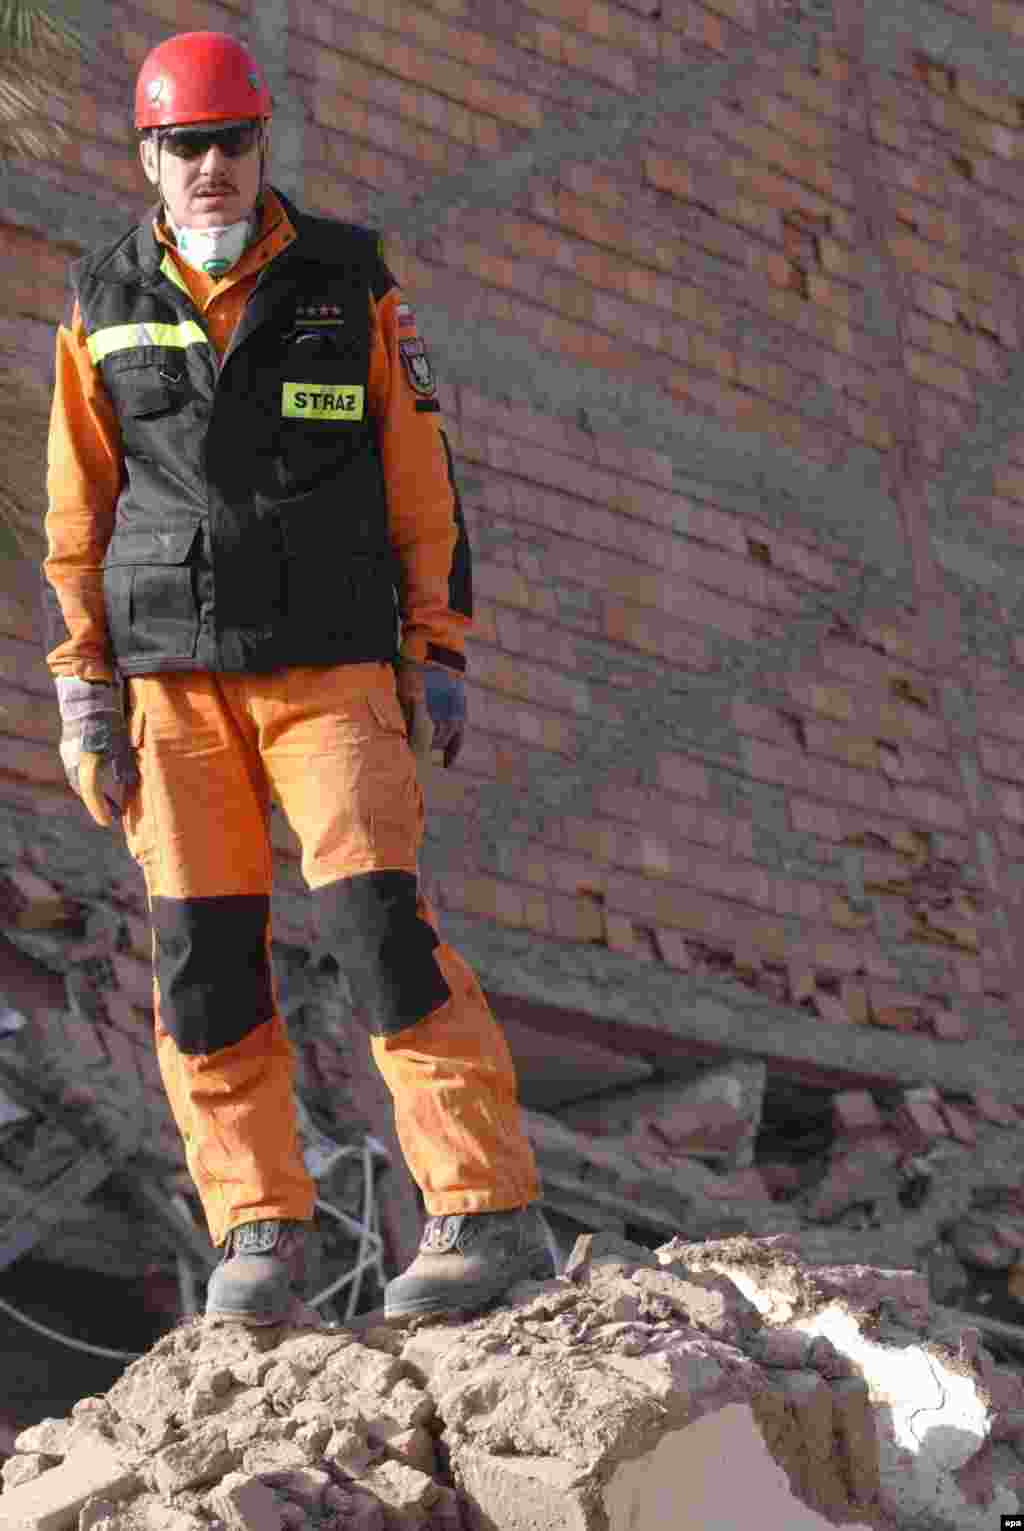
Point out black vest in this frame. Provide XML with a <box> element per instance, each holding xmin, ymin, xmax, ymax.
<box><xmin>71</xmin><ymin>187</ymin><xmax>401</xmax><ymax>675</ymax></box>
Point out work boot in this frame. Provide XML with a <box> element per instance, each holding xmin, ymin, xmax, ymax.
<box><xmin>205</xmin><ymin>1218</ymin><xmax>308</xmax><ymax>1325</ymax></box>
<box><xmin>384</xmin><ymin>1204</ymin><xmax>556</xmax><ymax>1320</ymax></box>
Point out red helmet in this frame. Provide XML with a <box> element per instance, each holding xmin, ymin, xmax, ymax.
<box><xmin>134</xmin><ymin>32</ymin><xmax>273</xmax><ymax>131</ymax></box>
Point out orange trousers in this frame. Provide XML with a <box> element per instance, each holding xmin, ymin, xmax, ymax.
<box><xmin>121</xmin><ymin>660</ymin><xmax>540</xmax><ymax>1248</ymax></box>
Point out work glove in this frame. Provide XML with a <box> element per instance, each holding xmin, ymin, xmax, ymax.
<box><xmin>395</xmin><ymin>660</ymin><xmax>466</xmax><ymax>768</ymax></box>
<box><xmin>55</xmin><ymin>677</ymin><xmax>140</xmax><ymax>829</ymax></box>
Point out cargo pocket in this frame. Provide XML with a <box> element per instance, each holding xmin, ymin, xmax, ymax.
<box><xmin>105</xmin><ymin>352</ymin><xmax>192</xmax><ymax>414</ymax></box>
<box><xmin>365</xmin><ymin>687</ymin><xmax>420</xmax><ymax>865</ymax></box>
<box><xmin>102</xmin><ymin>526</ymin><xmax>202</xmax><ymax>662</ymax></box>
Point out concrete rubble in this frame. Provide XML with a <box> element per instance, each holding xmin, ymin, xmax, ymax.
<box><xmin>5</xmin><ymin>910</ymin><xmax>1024</xmax><ymax>1341</ymax></box>
<box><xmin>2</xmin><ymin>1233</ymin><xmax>1023</xmax><ymax>1531</ymax></box>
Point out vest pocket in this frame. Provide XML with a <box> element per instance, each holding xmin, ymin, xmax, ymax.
<box><xmin>106</xmin><ymin>355</ymin><xmax>191</xmax><ymax>419</ymax></box>
<box><xmin>102</xmin><ymin>526</ymin><xmax>202</xmax><ymax>660</ymax></box>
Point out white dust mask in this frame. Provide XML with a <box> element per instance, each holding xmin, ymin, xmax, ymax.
<box><xmin>168</xmin><ymin>214</ymin><xmax>254</xmax><ymax>279</ymax></box>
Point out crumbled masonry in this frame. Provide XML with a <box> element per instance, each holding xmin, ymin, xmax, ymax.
<box><xmin>3</xmin><ymin>1233</ymin><xmax>1023</xmax><ymax>1531</ymax></box>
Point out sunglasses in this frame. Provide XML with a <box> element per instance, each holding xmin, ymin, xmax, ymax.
<box><xmin>159</xmin><ymin>122</ymin><xmax>260</xmax><ymax>160</ymax></box>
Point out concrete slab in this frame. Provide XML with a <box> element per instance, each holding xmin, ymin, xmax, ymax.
<box><xmin>602</xmin><ymin>1405</ymin><xmax>875</xmax><ymax>1531</ymax></box>
<box><xmin>498</xmin><ymin>1015</ymin><xmax>653</xmax><ymax>1109</ymax></box>
<box><xmin>0</xmin><ymin>1442</ymin><xmax>139</xmax><ymax>1531</ymax></box>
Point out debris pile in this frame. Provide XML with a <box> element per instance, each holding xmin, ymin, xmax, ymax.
<box><xmin>3</xmin><ymin>1234</ymin><xmax>1023</xmax><ymax>1531</ymax></box>
<box><xmin>541</xmin><ymin>1063</ymin><xmax>1024</xmax><ymax>1330</ymax></box>
<box><xmin>5</xmin><ymin>903</ymin><xmax>1024</xmax><ymax>1342</ymax></box>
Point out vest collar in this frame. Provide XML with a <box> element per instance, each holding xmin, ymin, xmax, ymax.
<box><xmin>93</xmin><ymin>186</ymin><xmax>365</xmax><ymax>289</ymax></box>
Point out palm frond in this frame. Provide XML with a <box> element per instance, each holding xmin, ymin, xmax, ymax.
<box><xmin>0</xmin><ymin>0</ymin><xmax>85</xmax><ymax>58</ymax></box>
<box><xmin>0</xmin><ymin>0</ymin><xmax>87</xmax><ymax>163</ymax></box>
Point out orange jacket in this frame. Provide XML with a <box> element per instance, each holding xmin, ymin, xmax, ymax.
<box><xmin>43</xmin><ymin>187</ymin><xmax>472</xmax><ymax>683</ymax></box>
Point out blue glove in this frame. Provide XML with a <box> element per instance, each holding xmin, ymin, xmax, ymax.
<box><xmin>395</xmin><ymin>661</ymin><xmax>466</xmax><ymax>768</ymax></box>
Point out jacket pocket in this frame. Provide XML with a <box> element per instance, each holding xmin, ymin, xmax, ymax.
<box><xmin>103</xmin><ymin>526</ymin><xmax>202</xmax><ymax>660</ymax></box>
<box><xmin>277</xmin><ymin>504</ymin><xmax>396</xmax><ymax>646</ymax></box>
<box><xmin>106</xmin><ymin>354</ymin><xmax>192</xmax><ymax>420</ymax></box>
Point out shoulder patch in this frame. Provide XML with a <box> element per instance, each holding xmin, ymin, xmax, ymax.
<box><xmin>398</xmin><ymin>335</ymin><xmax>437</xmax><ymax>397</ymax></box>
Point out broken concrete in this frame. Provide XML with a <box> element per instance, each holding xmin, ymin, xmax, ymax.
<box><xmin>0</xmin><ymin>1439</ymin><xmax>140</xmax><ymax>1531</ymax></box>
<box><xmin>5</xmin><ymin>913</ymin><xmax>1024</xmax><ymax>1362</ymax></box>
<box><xmin>2</xmin><ymin>1234</ymin><xmax>1021</xmax><ymax>1530</ymax></box>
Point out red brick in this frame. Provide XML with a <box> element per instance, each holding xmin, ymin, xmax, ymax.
<box><xmin>869</xmin><ymin>983</ymin><xmax>924</xmax><ymax>1029</ymax></box>
<box><xmin>100</xmin><ymin>1023</ymin><xmax>143</xmax><ymax>1087</ymax></box>
<box><xmin>784</xmin><ymin>952</ymin><xmax>815</xmax><ymax>998</ymax></box>
<box><xmin>896</xmin><ymin>1098</ymin><xmax>949</xmax><ymax>1143</ymax></box>
<box><xmin>103</xmin><ymin>988</ymin><xmax>151</xmax><ymax>1033</ymax></box>
<box><xmin>807</xmin><ymin>1137</ymin><xmax>901</xmax><ymax>1219</ymax></box>
<box><xmin>759</xmin><ymin>1162</ymin><xmax>804</xmax><ymax>1195</ymax></box>
<box><xmin>111</xmin><ymin>953</ymin><xmax>155</xmax><ymax>1009</ymax></box>
<box><xmin>0</xmin><ymin>734</ymin><xmax>66</xmax><ymax>788</ymax></box>
<box><xmin>650</xmin><ymin>1101</ymin><xmax>745</xmax><ymax>1153</ymax></box>
<box><xmin>653</xmin><ymin>927</ymin><xmax>692</xmax><ymax>970</ymax></box>
<box><xmin>813</xmin><ymin>991</ymin><xmax>856</xmax><ymax>1025</ymax></box>
<box><xmin>655</xmin><ymin>754</ymin><xmax>710</xmax><ymax>800</ymax></box>
<box><xmin>973</xmin><ymin>1090</ymin><xmax>1019</xmax><ymax>1126</ymax></box>
<box><xmin>888</xmin><ymin>784</ymin><xmax>968</xmax><ymax>831</ymax></box>
<box><xmin>0</xmin><ymin>863</ymin><xmax>70</xmax><ymax>928</ymax></box>
<box><xmin>938</xmin><ymin>1102</ymin><xmax>976</xmax><ymax>1145</ymax></box>
<box><xmin>991</xmin><ymin>1218</ymin><xmax>1024</xmax><ymax>1251</ymax></box>
<box><xmin>838</xmin><ymin>981</ymin><xmax>869</xmax><ymax>1024</ymax></box>
<box><xmin>0</xmin><ymin>588</ymin><xmax>39</xmax><ymax>642</ymax></box>
<box><xmin>549</xmin><ymin>892</ymin><xmax>605</xmax><ymax>944</ymax></box>
<box><xmin>833</xmin><ymin>1090</ymin><xmax>883</xmax><ymax>1136</ymax></box>
<box><xmin>602</xmin><ymin>913</ymin><xmax>636</xmax><ymax>955</ymax></box>
<box><xmin>703</xmin><ymin>1167</ymin><xmax>771</xmax><ymax>1202</ymax></box>
<box><xmin>0</xmin><ymin>685</ymin><xmax>60</xmax><ymax>746</ymax></box>
<box><xmin>930</xmin><ymin>1009</ymin><xmax>974</xmax><ymax>1041</ymax></box>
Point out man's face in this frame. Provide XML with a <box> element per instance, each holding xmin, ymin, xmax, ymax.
<box><xmin>139</xmin><ymin>119</ymin><xmax>265</xmax><ymax>229</ymax></box>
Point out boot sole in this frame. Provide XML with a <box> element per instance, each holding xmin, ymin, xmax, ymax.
<box><xmin>204</xmin><ymin>1308</ymin><xmax>291</xmax><ymax>1327</ymax></box>
<box><xmin>384</xmin><ymin>1251</ymin><xmax>555</xmax><ymax>1320</ymax></box>
<box><xmin>205</xmin><ymin>1293</ymin><xmax>327</xmax><ymax>1329</ymax></box>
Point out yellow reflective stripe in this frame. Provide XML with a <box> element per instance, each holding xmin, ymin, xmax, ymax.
<box><xmin>160</xmin><ymin>250</ymin><xmax>192</xmax><ymax>298</ymax></box>
<box><xmin>86</xmin><ymin>319</ymin><xmax>208</xmax><ymax>365</ymax></box>
<box><xmin>281</xmin><ymin>383</ymin><xmax>365</xmax><ymax>421</ymax></box>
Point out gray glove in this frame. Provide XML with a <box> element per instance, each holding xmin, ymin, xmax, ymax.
<box><xmin>56</xmin><ymin>677</ymin><xmax>140</xmax><ymax>828</ymax></box>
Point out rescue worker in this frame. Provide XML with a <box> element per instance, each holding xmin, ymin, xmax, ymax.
<box><xmin>41</xmin><ymin>30</ymin><xmax>553</xmax><ymax>1325</ymax></box>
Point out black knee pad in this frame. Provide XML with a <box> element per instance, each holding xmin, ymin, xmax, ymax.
<box><xmin>150</xmin><ymin>893</ymin><xmax>275</xmax><ymax>1054</ymax></box>
<box><xmin>313</xmin><ymin>870</ymin><xmax>451</xmax><ymax>1036</ymax></box>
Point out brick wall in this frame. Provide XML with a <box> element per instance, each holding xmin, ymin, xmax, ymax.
<box><xmin>2</xmin><ymin>0</ymin><xmax>1024</xmax><ymax>1098</ymax></box>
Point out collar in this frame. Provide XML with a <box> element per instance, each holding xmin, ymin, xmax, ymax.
<box><xmin>91</xmin><ymin>185</ymin><xmax>367</xmax><ymax>289</ymax></box>
<box><xmin>149</xmin><ymin>186</ymin><xmax>298</xmax><ymax>282</ymax></box>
